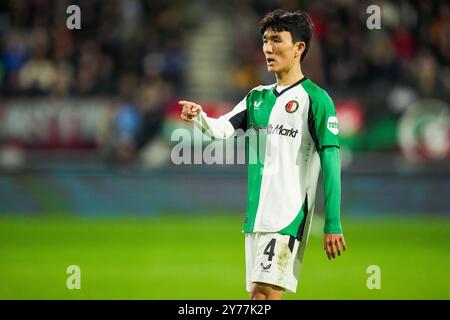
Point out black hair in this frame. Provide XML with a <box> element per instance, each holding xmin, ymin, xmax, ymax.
<box><xmin>260</xmin><ymin>9</ymin><xmax>314</xmax><ymax>61</ymax></box>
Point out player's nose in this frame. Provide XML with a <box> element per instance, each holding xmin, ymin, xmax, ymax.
<box><xmin>263</xmin><ymin>43</ymin><xmax>273</xmax><ymax>54</ymax></box>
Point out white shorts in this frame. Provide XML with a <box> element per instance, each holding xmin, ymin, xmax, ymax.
<box><xmin>245</xmin><ymin>216</ymin><xmax>313</xmax><ymax>293</ymax></box>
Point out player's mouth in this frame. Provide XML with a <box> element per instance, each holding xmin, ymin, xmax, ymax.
<box><xmin>266</xmin><ymin>58</ymin><xmax>275</xmax><ymax>65</ymax></box>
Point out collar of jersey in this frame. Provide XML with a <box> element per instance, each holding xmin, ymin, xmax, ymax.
<box><xmin>272</xmin><ymin>77</ymin><xmax>308</xmax><ymax>97</ymax></box>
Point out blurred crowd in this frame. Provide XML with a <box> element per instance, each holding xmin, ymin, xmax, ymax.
<box><xmin>0</xmin><ymin>0</ymin><xmax>195</xmax><ymax>97</ymax></box>
<box><xmin>3</xmin><ymin>1</ymin><xmax>447</xmax><ymax>98</ymax></box>
<box><xmin>0</xmin><ymin>0</ymin><xmax>449</xmax><ymax>165</ymax></box>
<box><xmin>0</xmin><ymin>0</ymin><xmax>197</xmax><ymax>166</ymax></box>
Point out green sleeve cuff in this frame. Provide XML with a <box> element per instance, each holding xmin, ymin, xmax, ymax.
<box><xmin>319</xmin><ymin>146</ymin><xmax>343</xmax><ymax>234</ymax></box>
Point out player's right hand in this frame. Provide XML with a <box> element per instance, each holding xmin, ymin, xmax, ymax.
<box><xmin>179</xmin><ymin>100</ymin><xmax>202</xmax><ymax>122</ymax></box>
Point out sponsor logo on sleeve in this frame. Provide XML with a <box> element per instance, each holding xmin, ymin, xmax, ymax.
<box><xmin>327</xmin><ymin>116</ymin><xmax>339</xmax><ymax>135</ymax></box>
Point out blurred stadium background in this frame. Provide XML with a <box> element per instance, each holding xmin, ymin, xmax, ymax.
<box><xmin>0</xmin><ymin>0</ymin><xmax>449</xmax><ymax>299</ymax></box>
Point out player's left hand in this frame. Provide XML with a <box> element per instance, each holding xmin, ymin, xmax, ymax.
<box><xmin>323</xmin><ymin>233</ymin><xmax>346</xmax><ymax>260</ymax></box>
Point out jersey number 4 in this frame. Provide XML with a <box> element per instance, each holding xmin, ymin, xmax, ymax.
<box><xmin>263</xmin><ymin>238</ymin><xmax>276</xmax><ymax>261</ymax></box>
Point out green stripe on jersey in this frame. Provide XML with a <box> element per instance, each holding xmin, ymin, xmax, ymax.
<box><xmin>243</xmin><ymin>87</ymin><xmax>276</xmax><ymax>233</ymax></box>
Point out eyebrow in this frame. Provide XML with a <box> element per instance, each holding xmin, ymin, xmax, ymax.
<box><xmin>262</xmin><ymin>34</ymin><xmax>281</xmax><ymax>40</ymax></box>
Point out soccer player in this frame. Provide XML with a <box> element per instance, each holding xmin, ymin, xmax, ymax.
<box><xmin>179</xmin><ymin>9</ymin><xmax>346</xmax><ymax>300</ymax></box>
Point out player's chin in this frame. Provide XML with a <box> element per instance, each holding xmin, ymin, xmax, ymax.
<box><xmin>266</xmin><ymin>65</ymin><xmax>278</xmax><ymax>73</ymax></box>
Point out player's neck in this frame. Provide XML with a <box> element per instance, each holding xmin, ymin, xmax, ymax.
<box><xmin>275</xmin><ymin>63</ymin><xmax>304</xmax><ymax>87</ymax></box>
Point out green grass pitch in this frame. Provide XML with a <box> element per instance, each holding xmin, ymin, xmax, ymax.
<box><xmin>0</xmin><ymin>214</ymin><xmax>449</xmax><ymax>299</ymax></box>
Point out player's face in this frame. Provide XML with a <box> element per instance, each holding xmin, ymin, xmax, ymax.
<box><xmin>262</xmin><ymin>29</ymin><xmax>301</xmax><ymax>73</ymax></box>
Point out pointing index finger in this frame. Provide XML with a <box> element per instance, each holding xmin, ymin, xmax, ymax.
<box><xmin>178</xmin><ymin>101</ymin><xmax>201</xmax><ymax>112</ymax></box>
<box><xmin>178</xmin><ymin>100</ymin><xmax>191</xmax><ymax>107</ymax></box>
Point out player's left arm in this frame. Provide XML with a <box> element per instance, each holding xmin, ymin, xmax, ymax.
<box><xmin>319</xmin><ymin>146</ymin><xmax>347</xmax><ymax>260</ymax></box>
<box><xmin>310</xmin><ymin>89</ymin><xmax>347</xmax><ymax>260</ymax></box>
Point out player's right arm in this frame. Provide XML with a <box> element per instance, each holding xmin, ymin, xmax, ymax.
<box><xmin>179</xmin><ymin>97</ymin><xmax>247</xmax><ymax>140</ymax></box>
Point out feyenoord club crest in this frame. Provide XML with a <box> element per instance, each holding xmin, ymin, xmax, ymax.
<box><xmin>285</xmin><ymin>100</ymin><xmax>299</xmax><ymax>113</ymax></box>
